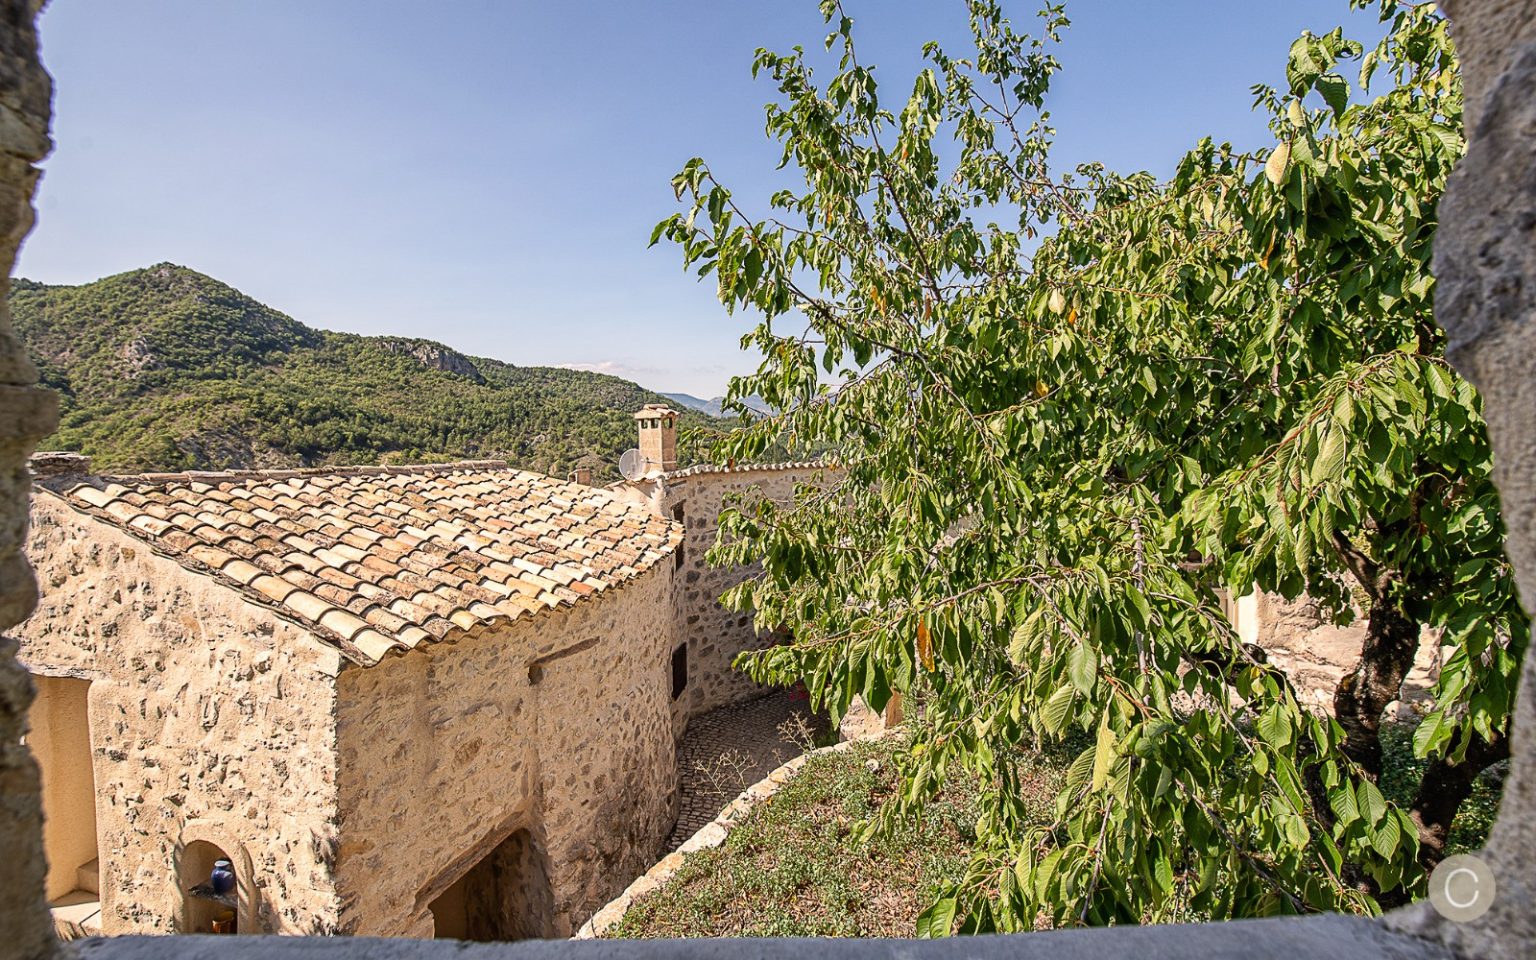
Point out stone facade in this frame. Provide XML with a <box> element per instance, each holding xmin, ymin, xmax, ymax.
<box><xmin>333</xmin><ymin>562</ymin><xmax>677</xmax><ymax>939</ymax></box>
<box><xmin>11</xmin><ymin>421</ymin><xmax>813</xmax><ymax>943</ymax></box>
<box><xmin>14</xmin><ymin>482</ymin><xmax>680</xmax><ymax>941</ymax></box>
<box><xmin>617</xmin><ymin>462</ymin><xmax>829</xmax><ymax>728</ymax></box>
<box><xmin>1224</xmin><ymin>591</ymin><xmax>1439</xmax><ymax>717</ymax></box>
<box><xmin>18</xmin><ymin>495</ymin><xmax>346</xmax><ymax>936</ymax></box>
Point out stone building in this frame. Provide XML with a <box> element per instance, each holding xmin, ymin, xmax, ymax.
<box><xmin>611</xmin><ymin>405</ymin><xmax>827</xmax><ymax>727</ymax></box>
<box><xmin>15</xmin><ymin>457</ymin><xmax>682</xmax><ymax>940</ymax></box>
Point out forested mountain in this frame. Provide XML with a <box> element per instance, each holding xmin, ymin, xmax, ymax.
<box><xmin>661</xmin><ymin>392</ymin><xmax>771</xmax><ymax>418</ymax></box>
<box><xmin>9</xmin><ymin>264</ymin><xmax>723</xmax><ymax>478</ymax></box>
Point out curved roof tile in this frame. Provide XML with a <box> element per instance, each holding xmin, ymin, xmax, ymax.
<box><xmin>37</xmin><ymin>461</ymin><xmax>681</xmax><ymax>666</ymax></box>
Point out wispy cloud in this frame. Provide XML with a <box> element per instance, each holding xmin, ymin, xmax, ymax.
<box><xmin>555</xmin><ymin>360</ymin><xmax>659</xmax><ymax>379</ymax></box>
<box><xmin>555</xmin><ymin>359</ymin><xmax>741</xmax><ymax>397</ymax></box>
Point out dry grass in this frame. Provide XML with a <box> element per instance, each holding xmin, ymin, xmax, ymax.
<box><xmin>608</xmin><ymin>719</ymin><xmax>1502</xmax><ymax>938</ymax></box>
<box><xmin>607</xmin><ymin>735</ymin><xmax>1059</xmax><ymax>938</ymax></box>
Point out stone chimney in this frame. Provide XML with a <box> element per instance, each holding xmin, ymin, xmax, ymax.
<box><xmin>29</xmin><ymin>452</ymin><xmax>92</xmax><ymax>480</ymax></box>
<box><xmin>569</xmin><ymin>467</ymin><xmax>593</xmax><ymax>486</ymax></box>
<box><xmin>634</xmin><ymin>404</ymin><xmax>680</xmax><ymax>474</ymax></box>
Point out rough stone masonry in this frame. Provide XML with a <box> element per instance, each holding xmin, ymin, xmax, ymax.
<box><xmin>16</xmin><ymin>463</ymin><xmax>683</xmax><ymax>940</ymax></box>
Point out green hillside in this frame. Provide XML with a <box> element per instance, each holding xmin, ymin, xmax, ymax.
<box><xmin>9</xmin><ymin>264</ymin><xmax>720</xmax><ymax>478</ymax></box>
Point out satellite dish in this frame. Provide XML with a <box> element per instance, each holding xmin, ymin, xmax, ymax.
<box><xmin>619</xmin><ymin>448</ymin><xmax>645</xmax><ymax>481</ymax></box>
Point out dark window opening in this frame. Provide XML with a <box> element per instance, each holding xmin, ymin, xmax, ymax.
<box><xmin>671</xmin><ymin>502</ymin><xmax>686</xmax><ymax>570</ymax></box>
<box><xmin>671</xmin><ymin>643</ymin><xmax>688</xmax><ymax>700</ymax></box>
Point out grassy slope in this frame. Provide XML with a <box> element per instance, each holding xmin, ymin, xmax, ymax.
<box><xmin>10</xmin><ymin>263</ymin><xmax>723</xmax><ymax>479</ymax></box>
<box><xmin>610</xmin><ymin>735</ymin><xmax>1004</xmax><ymax>938</ymax></box>
<box><xmin>609</xmin><ymin>722</ymin><xmax>1504</xmax><ymax>939</ymax></box>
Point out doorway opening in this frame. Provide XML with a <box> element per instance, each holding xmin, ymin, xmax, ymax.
<box><xmin>430</xmin><ymin>828</ymin><xmax>554</xmax><ymax>940</ymax></box>
<box><xmin>26</xmin><ymin>675</ymin><xmax>102</xmax><ymax>938</ymax></box>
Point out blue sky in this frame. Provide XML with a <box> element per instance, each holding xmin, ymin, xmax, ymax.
<box><xmin>17</xmin><ymin>1</ymin><xmax>1386</xmax><ymax>397</ymax></box>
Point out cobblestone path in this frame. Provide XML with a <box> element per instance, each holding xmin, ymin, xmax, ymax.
<box><xmin>666</xmin><ymin>689</ymin><xmax>828</xmax><ymax>849</ymax></box>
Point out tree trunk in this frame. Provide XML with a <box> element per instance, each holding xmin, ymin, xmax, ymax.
<box><xmin>1410</xmin><ymin>727</ymin><xmax>1509</xmax><ymax>868</ymax></box>
<box><xmin>1332</xmin><ymin>594</ymin><xmax>1421</xmax><ymax>780</ymax></box>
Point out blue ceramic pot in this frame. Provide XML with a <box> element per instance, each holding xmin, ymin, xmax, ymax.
<box><xmin>210</xmin><ymin>860</ymin><xmax>236</xmax><ymax>895</ymax></box>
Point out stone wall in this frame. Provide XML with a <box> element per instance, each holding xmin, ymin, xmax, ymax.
<box><xmin>1384</xmin><ymin>3</ymin><xmax>1536</xmax><ymax>957</ymax></box>
<box><xmin>333</xmin><ymin>561</ymin><xmax>678</xmax><ymax>939</ymax></box>
<box><xmin>0</xmin><ymin>0</ymin><xmax>61</xmax><ymax>956</ymax></box>
<box><xmin>647</xmin><ymin>467</ymin><xmax>820</xmax><ymax>724</ymax></box>
<box><xmin>14</xmin><ymin>495</ymin><xmax>346</xmax><ymax>935</ymax></box>
<box><xmin>1225</xmin><ymin>591</ymin><xmax>1438</xmax><ymax>717</ymax></box>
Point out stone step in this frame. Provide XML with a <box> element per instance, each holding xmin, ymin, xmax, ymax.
<box><xmin>49</xmin><ymin>890</ymin><xmax>102</xmax><ymax>941</ymax></box>
<box><xmin>77</xmin><ymin>857</ymin><xmax>99</xmax><ymax>895</ymax></box>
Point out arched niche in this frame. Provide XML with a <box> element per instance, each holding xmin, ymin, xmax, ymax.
<box><xmin>175</xmin><ymin>820</ymin><xmax>257</xmax><ymax>935</ymax></box>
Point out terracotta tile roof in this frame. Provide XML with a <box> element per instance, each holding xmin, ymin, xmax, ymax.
<box><xmin>36</xmin><ymin>461</ymin><xmax>681</xmax><ymax>666</ymax></box>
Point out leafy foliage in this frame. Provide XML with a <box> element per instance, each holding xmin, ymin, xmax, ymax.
<box><xmin>10</xmin><ymin>264</ymin><xmax>723</xmax><ymax>478</ymax></box>
<box><xmin>656</xmin><ymin>0</ymin><xmax>1524</xmax><ymax>929</ymax></box>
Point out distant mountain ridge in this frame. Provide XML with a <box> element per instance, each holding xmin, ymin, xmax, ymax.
<box><xmin>662</xmin><ymin>392</ymin><xmax>771</xmax><ymax>418</ymax></box>
<box><xmin>9</xmin><ymin>263</ymin><xmax>721</xmax><ymax>478</ymax></box>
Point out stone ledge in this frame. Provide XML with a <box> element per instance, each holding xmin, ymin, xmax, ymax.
<box><xmin>68</xmin><ymin>914</ymin><xmax>1451</xmax><ymax>959</ymax></box>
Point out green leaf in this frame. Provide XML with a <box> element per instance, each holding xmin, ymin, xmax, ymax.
<box><xmin>1412</xmin><ymin>712</ymin><xmax>1447</xmax><ymax>758</ymax></box>
<box><xmin>1035</xmin><ymin>848</ymin><xmax>1065</xmax><ymax>901</ymax></box>
<box><xmin>1092</xmin><ymin>715</ymin><xmax>1118</xmax><ymax>792</ymax></box>
<box><xmin>1282</xmin><ymin>812</ymin><xmax>1310</xmax><ymax>850</ymax></box>
<box><xmin>1256</xmin><ymin>705</ymin><xmax>1293</xmax><ymax>749</ymax></box>
<box><xmin>1066</xmin><ymin>745</ymin><xmax>1097</xmax><ymax>795</ymax></box>
<box><xmin>916</xmin><ymin>896</ymin><xmax>957</xmax><ymax>938</ymax></box>
<box><xmin>1009</xmin><ymin>609</ymin><xmax>1045</xmax><ymax>662</ymax></box>
<box><xmin>1369</xmin><ymin>809</ymin><xmax>1401</xmax><ymax>859</ymax></box>
<box><xmin>1041</xmin><ymin>684</ymin><xmax>1075</xmax><ymax>736</ymax></box>
<box><xmin>1313</xmin><ymin>426</ymin><xmax>1346</xmax><ymax>485</ymax></box>
<box><xmin>1316</xmin><ymin>73</ymin><xmax>1349</xmax><ymax>117</ymax></box>
<box><xmin>1329</xmin><ymin>783</ymin><xmax>1360</xmax><ymax>825</ymax></box>
<box><xmin>1067</xmin><ymin>641</ymin><xmax>1097</xmax><ymax>695</ymax></box>
<box><xmin>1359</xmin><ymin>779</ymin><xmax>1388</xmax><ymax>826</ymax></box>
